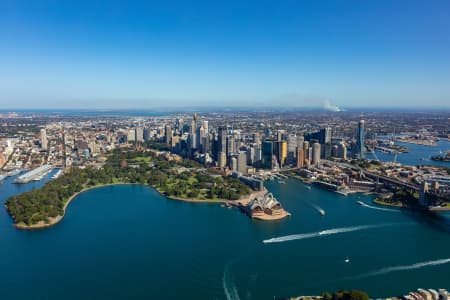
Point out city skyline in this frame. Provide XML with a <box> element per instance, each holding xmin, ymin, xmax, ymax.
<box><xmin>1</xmin><ymin>0</ymin><xmax>450</xmax><ymax>109</ymax></box>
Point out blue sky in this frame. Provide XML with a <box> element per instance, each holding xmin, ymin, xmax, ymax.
<box><xmin>0</xmin><ymin>0</ymin><xmax>449</xmax><ymax>109</ymax></box>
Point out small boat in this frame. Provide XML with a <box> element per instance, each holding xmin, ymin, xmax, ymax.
<box><xmin>345</xmin><ymin>257</ymin><xmax>350</xmax><ymax>263</ymax></box>
<box><xmin>305</xmin><ymin>186</ymin><xmax>311</xmax><ymax>190</ymax></box>
<box><xmin>278</xmin><ymin>180</ymin><xmax>286</xmax><ymax>184</ymax></box>
<box><xmin>356</xmin><ymin>201</ymin><xmax>364</xmax><ymax>206</ymax></box>
<box><xmin>319</xmin><ymin>209</ymin><xmax>325</xmax><ymax>216</ymax></box>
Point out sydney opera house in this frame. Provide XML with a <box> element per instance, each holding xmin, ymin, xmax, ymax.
<box><xmin>243</xmin><ymin>192</ymin><xmax>290</xmax><ymax>220</ymax></box>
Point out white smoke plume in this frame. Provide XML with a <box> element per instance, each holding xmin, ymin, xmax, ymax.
<box><xmin>324</xmin><ymin>100</ymin><xmax>341</xmax><ymax>112</ymax></box>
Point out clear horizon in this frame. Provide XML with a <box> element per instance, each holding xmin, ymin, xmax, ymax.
<box><xmin>1</xmin><ymin>0</ymin><xmax>450</xmax><ymax>108</ymax></box>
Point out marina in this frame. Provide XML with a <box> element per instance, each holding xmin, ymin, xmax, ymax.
<box><xmin>13</xmin><ymin>165</ymin><xmax>53</xmax><ymax>184</ymax></box>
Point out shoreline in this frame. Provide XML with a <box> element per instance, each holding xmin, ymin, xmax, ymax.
<box><xmin>373</xmin><ymin>198</ymin><xmax>450</xmax><ymax>211</ymax></box>
<box><xmin>14</xmin><ymin>182</ymin><xmax>254</xmax><ymax>230</ymax></box>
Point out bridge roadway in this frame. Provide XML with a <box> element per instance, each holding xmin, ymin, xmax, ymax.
<box><xmin>278</xmin><ymin>160</ymin><xmax>419</xmax><ymax>191</ymax></box>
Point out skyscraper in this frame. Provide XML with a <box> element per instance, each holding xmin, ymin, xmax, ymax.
<box><xmin>312</xmin><ymin>142</ymin><xmax>321</xmax><ymax>165</ymax></box>
<box><xmin>296</xmin><ymin>147</ymin><xmax>304</xmax><ymax>168</ymax></box>
<box><xmin>202</xmin><ymin>120</ymin><xmax>208</xmax><ymax>135</ymax></box>
<box><xmin>164</xmin><ymin>125</ymin><xmax>172</xmax><ymax>145</ymax></box>
<box><xmin>127</xmin><ymin>129</ymin><xmax>136</xmax><ymax>143</ymax></box>
<box><xmin>218</xmin><ymin>151</ymin><xmax>227</xmax><ymax>169</ymax></box>
<box><xmin>355</xmin><ymin>118</ymin><xmax>365</xmax><ymax>159</ymax></box>
<box><xmin>303</xmin><ymin>141</ymin><xmax>310</xmax><ymax>164</ymax></box>
<box><xmin>218</xmin><ymin>126</ymin><xmax>227</xmax><ymax>153</ymax></box>
<box><xmin>338</xmin><ymin>142</ymin><xmax>347</xmax><ymax>159</ymax></box>
<box><xmin>40</xmin><ymin>128</ymin><xmax>47</xmax><ymax>149</ymax></box>
<box><xmin>237</xmin><ymin>151</ymin><xmax>247</xmax><ymax>174</ymax></box>
<box><xmin>277</xmin><ymin>140</ymin><xmax>288</xmax><ymax>167</ymax></box>
<box><xmin>135</xmin><ymin>127</ymin><xmax>144</xmax><ymax>142</ymax></box>
<box><xmin>262</xmin><ymin>141</ymin><xmax>273</xmax><ymax>169</ymax></box>
<box><xmin>189</xmin><ymin>119</ymin><xmax>197</xmax><ymax>150</ymax></box>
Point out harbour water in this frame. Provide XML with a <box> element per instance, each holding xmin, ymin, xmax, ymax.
<box><xmin>1</xmin><ymin>169</ymin><xmax>450</xmax><ymax>299</ymax></box>
<box><xmin>367</xmin><ymin>140</ymin><xmax>450</xmax><ymax>167</ymax></box>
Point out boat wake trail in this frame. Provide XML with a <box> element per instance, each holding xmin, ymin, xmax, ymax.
<box><xmin>351</xmin><ymin>258</ymin><xmax>450</xmax><ymax>279</ymax></box>
<box><xmin>310</xmin><ymin>203</ymin><xmax>325</xmax><ymax>215</ymax></box>
<box><xmin>223</xmin><ymin>260</ymin><xmax>241</xmax><ymax>300</ymax></box>
<box><xmin>357</xmin><ymin>201</ymin><xmax>399</xmax><ymax>212</ymax></box>
<box><xmin>263</xmin><ymin>223</ymin><xmax>394</xmax><ymax>244</ymax></box>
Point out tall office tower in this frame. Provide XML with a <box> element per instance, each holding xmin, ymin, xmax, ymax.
<box><xmin>276</xmin><ymin>130</ymin><xmax>283</xmax><ymax>142</ymax></box>
<box><xmin>323</xmin><ymin>127</ymin><xmax>332</xmax><ymax>144</ymax></box>
<box><xmin>303</xmin><ymin>141</ymin><xmax>310</xmax><ymax>162</ymax></box>
<box><xmin>143</xmin><ymin>127</ymin><xmax>151</xmax><ymax>141</ymax></box>
<box><xmin>201</xmin><ymin>136</ymin><xmax>210</xmax><ymax>154</ymax></box>
<box><xmin>135</xmin><ymin>127</ymin><xmax>144</xmax><ymax>142</ymax></box>
<box><xmin>277</xmin><ymin>140</ymin><xmax>288</xmax><ymax>167</ymax></box>
<box><xmin>246</xmin><ymin>146</ymin><xmax>255</xmax><ymax>165</ymax></box>
<box><xmin>202</xmin><ymin>120</ymin><xmax>209</xmax><ymax>136</ymax></box>
<box><xmin>189</xmin><ymin>120</ymin><xmax>197</xmax><ymax>150</ymax></box>
<box><xmin>197</xmin><ymin>125</ymin><xmax>204</xmax><ymax>148</ymax></box>
<box><xmin>218</xmin><ymin>151</ymin><xmax>227</xmax><ymax>168</ymax></box>
<box><xmin>175</xmin><ymin>118</ymin><xmax>183</xmax><ymax>133</ymax></box>
<box><xmin>355</xmin><ymin>118</ymin><xmax>365</xmax><ymax>158</ymax></box>
<box><xmin>312</xmin><ymin>142</ymin><xmax>321</xmax><ymax>165</ymax></box>
<box><xmin>218</xmin><ymin>126</ymin><xmax>227</xmax><ymax>153</ymax></box>
<box><xmin>332</xmin><ymin>144</ymin><xmax>339</xmax><ymax>157</ymax></box>
<box><xmin>231</xmin><ymin>156</ymin><xmax>238</xmax><ymax>172</ymax></box>
<box><xmin>264</xmin><ymin>126</ymin><xmax>271</xmax><ymax>139</ymax></box>
<box><xmin>40</xmin><ymin>128</ymin><xmax>48</xmax><ymax>149</ymax></box>
<box><xmin>297</xmin><ymin>135</ymin><xmax>305</xmax><ymax>145</ymax></box>
<box><xmin>226</xmin><ymin>136</ymin><xmax>235</xmax><ymax>157</ymax></box>
<box><xmin>237</xmin><ymin>151</ymin><xmax>247</xmax><ymax>174</ymax></box>
<box><xmin>164</xmin><ymin>125</ymin><xmax>172</xmax><ymax>144</ymax></box>
<box><xmin>254</xmin><ymin>144</ymin><xmax>262</xmax><ymax>163</ymax></box>
<box><xmin>234</xmin><ymin>136</ymin><xmax>240</xmax><ymax>154</ymax></box>
<box><xmin>338</xmin><ymin>142</ymin><xmax>347</xmax><ymax>159</ymax></box>
<box><xmin>287</xmin><ymin>134</ymin><xmax>297</xmax><ymax>155</ymax></box>
<box><xmin>252</xmin><ymin>132</ymin><xmax>261</xmax><ymax>145</ymax></box>
<box><xmin>127</xmin><ymin>129</ymin><xmax>136</xmax><ymax>143</ymax></box>
<box><xmin>262</xmin><ymin>141</ymin><xmax>273</xmax><ymax>169</ymax></box>
<box><xmin>296</xmin><ymin>147</ymin><xmax>304</xmax><ymax>168</ymax></box>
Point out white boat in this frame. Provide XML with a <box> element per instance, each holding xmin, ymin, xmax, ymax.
<box><xmin>319</xmin><ymin>209</ymin><xmax>325</xmax><ymax>216</ymax></box>
<box><xmin>278</xmin><ymin>180</ymin><xmax>286</xmax><ymax>184</ymax></box>
<box><xmin>356</xmin><ymin>200</ymin><xmax>365</xmax><ymax>206</ymax></box>
<box><xmin>305</xmin><ymin>186</ymin><xmax>311</xmax><ymax>190</ymax></box>
<box><xmin>345</xmin><ymin>257</ymin><xmax>350</xmax><ymax>263</ymax></box>
<box><xmin>7</xmin><ymin>169</ymin><xmax>21</xmax><ymax>177</ymax></box>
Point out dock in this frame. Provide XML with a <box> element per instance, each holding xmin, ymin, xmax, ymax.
<box><xmin>14</xmin><ymin>165</ymin><xmax>53</xmax><ymax>184</ymax></box>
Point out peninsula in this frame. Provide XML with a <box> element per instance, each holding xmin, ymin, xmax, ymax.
<box><xmin>5</xmin><ymin>148</ymin><xmax>253</xmax><ymax>229</ymax></box>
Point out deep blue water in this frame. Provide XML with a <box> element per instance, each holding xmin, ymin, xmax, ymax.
<box><xmin>366</xmin><ymin>140</ymin><xmax>450</xmax><ymax>168</ymax></box>
<box><xmin>1</xmin><ymin>169</ymin><xmax>450</xmax><ymax>299</ymax></box>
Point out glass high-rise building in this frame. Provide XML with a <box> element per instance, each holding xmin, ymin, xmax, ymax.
<box><xmin>261</xmin><ymin>141</ymin><xmax>273</xmax><ymax>169</ymax></box>
<box><xmin>356</xmin><ymin>118</ymin><xmax>365</xmax><ymax>158</ymax></box>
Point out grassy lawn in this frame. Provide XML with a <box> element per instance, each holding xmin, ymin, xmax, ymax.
<box><xmin>133</xmin><ymin>157</ymin><xmax>152</xmax><ymax>163</ymax></box>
